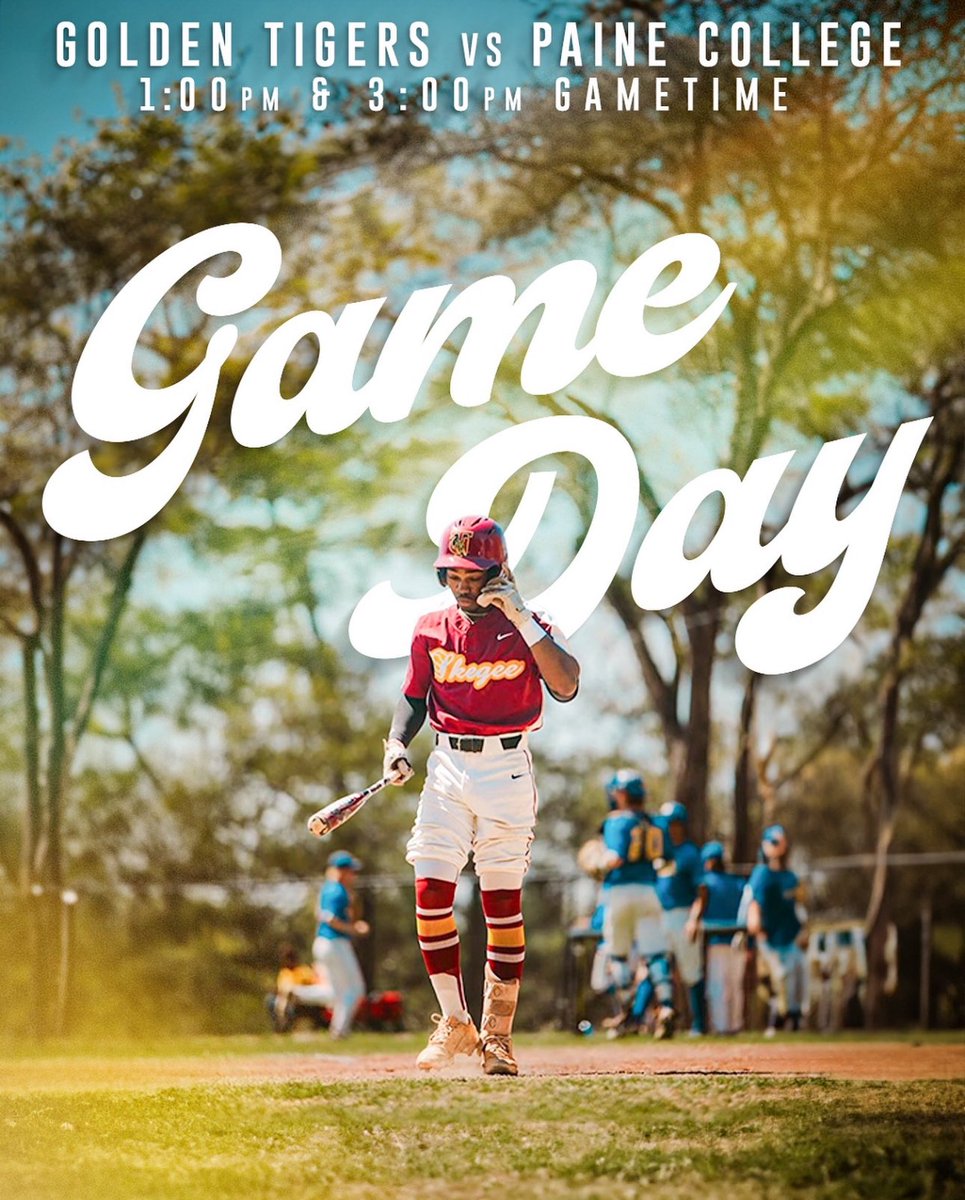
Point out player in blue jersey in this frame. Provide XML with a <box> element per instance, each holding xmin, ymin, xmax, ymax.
<box><xmin>598</xmin><ymin>770</ymin><xmax>675</xmax><ymax>1037</ymax></box>
<box><xmin>655</xmin><ymin>802</ymin><xmax>707</xmax><ymax>1037</ymax></box>
<box><xmin>700</xmin><ymin>841</ymin><xmax>747</xmax><ymax>1034</ymax></box>
<box><xmin>312</xmin><ymin>850</ymin><xmax>370</xmax><ymax>1039</ymax></box>
<box><xmin>746</xmin><ymin>824</ymin><xmax>809</xmax><ymax>1036</ymax></box>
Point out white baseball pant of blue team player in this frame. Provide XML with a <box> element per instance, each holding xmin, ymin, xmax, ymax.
<box><xmin>704</xmin><ymin>942</ymin><xmax>746</xmax><ymax>1034</ymax></box>
<box><xmin>312</xmin><ymin>936</ymin><xmax>366</xmax><ymax>1039</ymax></box>
<box><xmin>660</xmin><ymin>905</ymin><xmax>705</xmax><ymax>987</ymax></box>
<box><xmin>757</xmin><ymin>941</ymin><xmax>808</xmax><ymax>1024</ymax></box>
<box><xmin>604</xmin><ymin>883</ymin><xmax>667</xmax><ymax>966</ymax></box>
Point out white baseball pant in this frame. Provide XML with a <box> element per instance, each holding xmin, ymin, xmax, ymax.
<box><xmin>705</xmin><ymin>942</ymin><xmax>745</xmax><ymax>1033</ymax></box>
<box><xmin>602</xmin><ymin>883</ymin><xmax>667</xmax><ymax>959</ymax></box>
<box><xmin>406</xmin><ymin>738</ymin><xmax>538</xmax><ymax>889</ymax></box>
<box><xmin>661</xmin><ymin>906</ymin><xmax>704</xmax><ymax>986</ymax></box>
<box><xmin>312</xmin><ymin>937</ymin><xmax>365</xmax><ymax>1037</ymax></box>
<box><xmin>759</xmin><ymin>941</ymin><xmax>807</xmax><ymax>1017</ymax></box>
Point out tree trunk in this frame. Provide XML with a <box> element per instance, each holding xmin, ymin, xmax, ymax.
<box><xmin>44</xmin><ymin>533</ymin><xmax>67</xmax><ymax>892</ymax></box>
<box><xmin>861</xmin><ymin>370</ymin><xmax>963</xmax><ymax>1026</ymax></box>
<box><xmin>864</xmin><ymin>851</ymin><xmax>895</xmax><ymax>1031</ymax></box>
<box><xmin>674</xmin><ymin>599</ymin><xmax>721</xmax><ymax>842</ymax></box>
<box><xmin>862</xmin><ymin>675</ymin><xmax>901</xmax><ymax>1028</ymax></box>
<box><xmin>733</xmin><ymin>670</ymin><xmax>760</xmax><ymax>865</ymax></box>
<box><xmin>21</xmin><ymin>633</ymin><xmax>43</xmax><ymax>888</ymax></box>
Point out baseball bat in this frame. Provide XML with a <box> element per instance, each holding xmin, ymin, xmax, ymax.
<box><xmin>306</xmin><ymin>776</ymin><xmax>393</xmax><ymax>838</ymax></box>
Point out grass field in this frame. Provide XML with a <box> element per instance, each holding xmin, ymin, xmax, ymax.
<box><xmin>1</xmin><ymin>1033</ymin><xmax>962</xmax><ymax>1200</ymax></box>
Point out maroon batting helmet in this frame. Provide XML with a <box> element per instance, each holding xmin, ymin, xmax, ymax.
<box><xmin>434</xmin><ymin>515</ymin><xmax>508</xmax><ymax>584</ymax></box>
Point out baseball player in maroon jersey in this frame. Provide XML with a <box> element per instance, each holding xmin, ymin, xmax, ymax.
<box><xmin>382</xmin><ymin>515</ymin><xmax>580</xmax><ymax>1075</ymax></box>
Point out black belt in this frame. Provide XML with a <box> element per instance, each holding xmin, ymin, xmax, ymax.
<box><xmin>437</xmin><ymin>734</ymin><xmax>523</xmax><ymax>752</ymax></box>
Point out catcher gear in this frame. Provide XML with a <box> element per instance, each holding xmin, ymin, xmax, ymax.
<box><xmin>416</xmin><ymin>1013</ymin><xmax>481</xmax><ymax>1069</ymax></box>
<box><xmin>435</xmin><ymin>515</ymin><xmax>508</xmax><ymax>584</ymax></box>
<box><xmin>383</xmin><ymin>738</ymin><xmax>414</xmax><ymax>786</ymax></box>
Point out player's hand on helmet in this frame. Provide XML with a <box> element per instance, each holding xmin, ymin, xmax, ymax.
<box><xmin>477</xmin><ymin>567</ymin><xmax>529</xmax><ymax>626</ymax></box>
<box><xmin>382</xmin><ymin>738</ymin><xmax>414</xmax><ymax>786</ymax></box>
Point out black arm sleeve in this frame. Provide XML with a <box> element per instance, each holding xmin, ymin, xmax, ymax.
<box><xmin>389</xmin><ymin>694</ymin><xmax>427</xmax><ymax>746</ymax></box>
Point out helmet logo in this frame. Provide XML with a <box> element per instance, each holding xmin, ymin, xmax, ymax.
<box><xmin>449</xmin><ymin>529</ymin><xmax>473</xmax><ymax>558</ymax></box>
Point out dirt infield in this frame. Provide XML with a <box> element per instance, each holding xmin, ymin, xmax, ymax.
<box><xmin>3</xmin><ymin>1039</ymin><xmax>963</xmax><ymax>1091</ymax></box>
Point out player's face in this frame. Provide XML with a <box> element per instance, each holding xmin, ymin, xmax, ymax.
<box><xmin>668</xmin><ymin>819</ymin><xmax>687</xmax><ymax>845</ymax></box>
<box><xmin>445</xmin><ymin>567</ymin><xmax>491</xmax><ymax>614</ymax></box>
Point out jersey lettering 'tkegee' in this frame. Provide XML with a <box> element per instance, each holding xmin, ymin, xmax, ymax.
<box><xmin>403</xmin><ymin>606</ymin><xmax>571</xmax><ymax>736</ymax></box>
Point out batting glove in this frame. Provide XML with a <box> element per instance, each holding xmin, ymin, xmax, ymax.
<box><xmin>477</xmin><ymin>568</ymin><xmax>529</xmax><ymax>627</ymax></box>
<box><xmin>382</xmin><ymin>738</ymin><xmax>414</xmax><ymax>786</ymax></box>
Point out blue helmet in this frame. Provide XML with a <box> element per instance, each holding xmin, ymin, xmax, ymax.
<box><xmin>606</xmin><ymin>769</ymin><xmax>647</xmax><ymax>806</ymax></box>
<box><xmin>762</xmin><ymin>824</ymin><xmax>787</xmax><ymax>846</ymax></box>
<box><xmin>758</xmin><ymin>823</ymin><xmax>789</xmax><ymax>863</ymax></box>
<box><xmin>660</xmin><ymin>801</ymin><xmax>688</xmax><ymax>825</ymax></box>
<box><xmin>328</xmin><ymin>850</ymin><xmax>363</xmax><ymax>870</ymax></box>
<box><xmin>701</xmin><ymin>840</ymin><xmax>725</xmax><ymax>866</ymax></box>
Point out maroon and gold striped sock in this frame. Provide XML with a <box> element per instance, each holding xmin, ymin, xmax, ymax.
<box><xmin>481</xmin><ymin>887</ymin><xmax>525</xmax><ymax>982</ymax></box>
<box><xmin>415</xmin><ymin>876</ymin><xmax>467</xmax><ymax>1017</ymax></box>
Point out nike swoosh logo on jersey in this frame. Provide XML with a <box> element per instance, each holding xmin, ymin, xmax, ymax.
<box><xmin>496</xmin><ymin>631</ymin><xmax>514</xmax><ymax>640</ymax></box>
<box><xmin>511</xmin><ymin>772</ymin><xmax>527</xmax><ymax>780</ymax></box>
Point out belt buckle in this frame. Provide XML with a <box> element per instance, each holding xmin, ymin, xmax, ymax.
<box><xmin>448</xmin><ymin>735</ymin><xmax>483</xmax><ymax>752</ymax></box>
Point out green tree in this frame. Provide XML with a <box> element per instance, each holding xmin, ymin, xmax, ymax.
<box><xmin>0</xmin><ymin>102</ymin><xmax>436</xmax><ymax>1033</ymax></box>
<box><xmin>401</xmin><ymin>1</ymin><xmax>965</xmax><ymax>843</ymax></box>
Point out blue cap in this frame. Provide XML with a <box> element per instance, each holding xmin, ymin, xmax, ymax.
<box><xmin>701</xmin><ymin>840</ymin><xmax>725</xmax><ymax>864</ymax></box>
<box><xmin>328</xmin><ymin>850</ymin><xmax>363</xmax><ymax>870</ymax></box>
<box><xmin>606</xmin><ymin>769</ymin><xmax>647</xmax><ymax>802</ymax></box>
<box><xmin>762</xmin><ymin>824</ymin><xmax>786</xmax><ymax>846</ymax></box>
<box><xmin>660</xmin><ymin>801</ymin><xmax>688</xmax><ymax>825</ymax></box>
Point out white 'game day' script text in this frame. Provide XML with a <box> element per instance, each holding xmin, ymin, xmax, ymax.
<box><xmin>42</xmin><ymin>223</ymin><xmax>930</xmax><ymax>673</ymax></box>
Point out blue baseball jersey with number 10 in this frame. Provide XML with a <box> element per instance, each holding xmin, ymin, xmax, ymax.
<box><xmin>601</xmin><ymin>811</ymin><xmax>656</xmax><ymax>888</ymax></box>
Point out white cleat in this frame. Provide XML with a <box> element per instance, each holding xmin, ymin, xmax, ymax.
<box><xmin>416</xmin><ymin>1014</ymin><xmax>481</xmax><ymax>1070</ymax></box>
